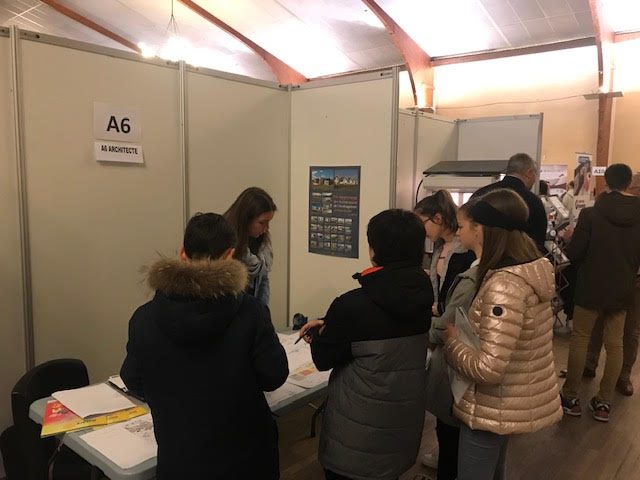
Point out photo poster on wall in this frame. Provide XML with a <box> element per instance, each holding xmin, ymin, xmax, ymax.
<box><xmin>540</xmin><ymin>165</ymin><xmax>568</xmax><ymax>196</ymax></box>
<box><xmin>574</xmin><ymin>153</ymin><xmax>593</xmax><ymax>196</ymax></box>
<box><xmin>309</xmin><ymin>166</ymin><xmax>361</xmax><ymax>259</ymax></box>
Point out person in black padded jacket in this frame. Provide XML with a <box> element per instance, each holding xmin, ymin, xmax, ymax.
<box><xmin>120</xmin><ymin>213</ymin><xmax>288</xmax><ymax>480</ymax></box>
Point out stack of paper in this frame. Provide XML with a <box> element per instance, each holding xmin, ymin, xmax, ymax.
<box><xmin>53</xmin><ymin>383</ymin><xmax>135</xmax><ymax>418</ymax></box>
<box><xmin>81</xmin><ymin>414</ymin><xmax>157</xmax><ymax>469</ymax></box>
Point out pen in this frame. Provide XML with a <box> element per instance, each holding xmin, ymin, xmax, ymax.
<box><xmin>294</xmin><ymin>325</ymin><xmax>319</xmax><ymax>344</ymax></box>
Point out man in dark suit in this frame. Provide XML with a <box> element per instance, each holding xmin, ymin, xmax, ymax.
<box><xmin>471</xmin><ymin>153</ymin><xmax>547</xmax><ymax>252</ymax></box>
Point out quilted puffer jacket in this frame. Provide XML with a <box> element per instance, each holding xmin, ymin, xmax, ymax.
<box><xmin>444</xmin><ymin>257</ymin><xmax>562</xmax><ymax>435</ymax></box>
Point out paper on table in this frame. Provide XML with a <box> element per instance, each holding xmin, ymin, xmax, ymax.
<box><xmin>265</xmin><ymin>382</ymin><xmax>305</xmax><ymax>407</ymax></box>
<box><xmin>287</xmin><ymin>361</ymin><xmax>331</xmax><ymax>389</ymax></box>
<box><xmin>81</xmin><ymin>413</ymin><xmax>157</xmax><ymax>470</ymax></box>
<box><xmin>53</xmin><ymin>384</ymin><xmax>135</xmax><ymax>419</ymax></box>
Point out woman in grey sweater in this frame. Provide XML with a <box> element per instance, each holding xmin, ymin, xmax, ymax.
<box><xmin>224</xmin><ymin>187</ymin><xmax>277</xmax><ymax>306</ymax></box>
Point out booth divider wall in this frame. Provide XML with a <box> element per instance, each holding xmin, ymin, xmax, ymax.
<box><xmin>416</xmin><ymin>113</ymin><xmax>458</xmax><ymax>200</ymax></box>
<box><xmin>396</xmin><ymin>110</ymin><xmax>417</xmax><ymax>210</ymax></box>
<box><xmin>186</xmin><ymin>71</ymin><xmax>290</xmax><ymax>327</ymax></box>
<box><xmin>289</xmin><ymin>72</ymin><xmax>397</xmax><ymax>319</ymax></box>
<box><xmin>20</xmin><ymin>38</ymin><xmax>184</xmax><ymax>382</ymax></box>
<box><xmin>0</xmin><ymin>33</ymin><xmax>26</xmax><ymax>475</ymax></box>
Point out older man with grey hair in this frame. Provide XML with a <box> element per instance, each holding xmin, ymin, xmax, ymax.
<box><xmin>471</xmin><ymin>152</ymin><xmax>547</xmax><ymax>252</ymax></box>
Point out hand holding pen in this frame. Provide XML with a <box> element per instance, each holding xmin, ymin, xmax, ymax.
<box><xmin>296</xmin><ymin>319</ymin><xmax>326</xmax><ymax>344</ymax></box>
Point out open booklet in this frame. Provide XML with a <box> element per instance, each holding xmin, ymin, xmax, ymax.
<box><xmin>41</xmin><ymin>399</ymin><xmax>148</xmax><ymax>437</ymax></box>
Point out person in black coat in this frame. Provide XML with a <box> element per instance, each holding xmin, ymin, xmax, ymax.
<box><xmin>120</xmin><ymin>213</ymin><xmax>288</xmax><ymax>480</ymax></box>
<box><xmin>471</xmin><ymin>153</ymin><xmax>547</xmax><ymax>253</ymax></box>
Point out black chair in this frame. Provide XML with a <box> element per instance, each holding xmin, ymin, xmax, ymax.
<box><xmin>3</xmin><ymin>358</ymin><xmax>94</xmax><ymax>480</ymax></box>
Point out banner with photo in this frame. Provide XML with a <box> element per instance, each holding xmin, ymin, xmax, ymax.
<box><xmin>540</xmin><ymin>164</ymin><xmax>568</xmax><ymax>196</ymax></box>
<box><xmin>309</xmin><ymin>166</ymin><xmax>361</xmax><ymax>259</ymax></box>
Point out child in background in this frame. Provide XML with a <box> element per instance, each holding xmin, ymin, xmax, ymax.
<box><xmin>424</xmin><ymin>200</ymin><xmax>482</xmax><ymax>480</ymax></box>
<box><xmin>415</xmin><ymin>190</ymin><xmax>474</xmax><ymax>469</ymax></box>
<box><xmin>415</xmin><ymin>190</ymin><xmax>475</xmax><ymax>318</ymax></box>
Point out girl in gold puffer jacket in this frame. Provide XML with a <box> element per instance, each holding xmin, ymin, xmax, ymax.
<box><xmin>444</xmin><ymin>188</ymin><xmax>562</xmax><ymax>480</ymax></box>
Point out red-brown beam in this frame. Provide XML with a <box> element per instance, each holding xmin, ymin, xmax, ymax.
<box><xmin>589</xmin><ymin>0</ymin><xmax>616</xmax><ymax>194</ymax></box>
<box><xmin>589</xmin><ymin>0</ymin><xmax>615</xmax><ymax>91</ymax></box>
<box><xmin>431</xmin><ymin>37</ymin><xmax>596</xmax><ymax>66</ymax></box>
<box><xmin>361</xmin><ymin>0</ymin><xmax>433</xmax><ymax>108</ymax></box>
<box><xmin>178</xmin><ymin>0</ymin><xmax>306</xmax><ymax>85</ymax></box>
<box><xmin>39</xmin><ymin>0</ymin><xmax>140</xmax><ymax>52</ymax></box>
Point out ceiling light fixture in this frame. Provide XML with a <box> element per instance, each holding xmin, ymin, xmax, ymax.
<box><xmin>137</xmin><ymin>0</ymin><xmax>200</xmax><ymax>65</ymax></box>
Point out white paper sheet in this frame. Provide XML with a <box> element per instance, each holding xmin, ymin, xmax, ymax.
<box><xmin>287</xmin><ymin>361</ymin><xmax>332</xmax><ymax>389</ymax></box>
<box><xmin>53</xmin><ymin>383</ymin><xmax>135</xmax><ymax>418</ymax></box>
<box><xmin>81</xmin><ymin>414</ymin><xmax>157</xmax><ymax>469</ymax></box>
<box><xmin>265</xmin><ymin>382</ymin><xmax>306</xmax><ymax>407</ymax></box>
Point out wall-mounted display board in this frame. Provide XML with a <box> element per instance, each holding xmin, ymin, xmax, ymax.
<box><xmin>308</xmin><ymin>166</ymin><xmax>360</xmax><ymax>259</ymax></box>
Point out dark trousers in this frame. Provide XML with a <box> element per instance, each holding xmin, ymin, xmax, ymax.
<box><xmin>436</xmin><ymin>419</ymin><xmax>460</xmax><ymax>480</ymax></box>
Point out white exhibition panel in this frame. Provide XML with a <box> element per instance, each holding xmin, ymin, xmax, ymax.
<box><xmin>457</xmin><ymin>115</ymin><xmax>542</xmax><ymax>162</ymax></box>
<box><xmin>0</xmin><ymin>35</ymin><xmax>26</xmax><ymax>455</ymax></box>
<box><xmin>21</xmin><ymin>40</ymin><xmax>183</xmax><ymax>382</ymax></box>
<box><xmin>187</xmin><ymin>71</ymin><xmax>289</xmax><ymax>327</ymax></box>
<box><xmin>416</xmin><ymin>114</ymin><xmax>458</xmax><ymax>200</ymax></box>
<box><xmin>290</xmin><ymin>77</ymin><xmax>394</xmax><ymax>319</ymax></box>
<box><xmin>396</xmin><ymin>111</ymin><xmax>416</xmax><ymax>210</ymax></box>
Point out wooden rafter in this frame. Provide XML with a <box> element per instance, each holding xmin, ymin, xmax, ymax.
<box><xmin>431</xmin><ymin>37</ymin><xmax>596</xmax><ymax>66</ymax></box>
<box><xmin>589</xmin><ymin>0</ymin><xmax>615</xmax><ymax>91</ymax></box>
<box><xmin>39</xmin><ymin>0</ymin><xmax>140</xmax><ymax>52</ymax></box>
<box><xmin>361</xmin><ymin>0</ymin><xmax>433</xmax><ymax>108</ymax></box>
<box><xmin>589</xmin><ymin>0</ymin><xmax>616</xmax><ymax>194</ymax></box>
<box><xmin>178</xmin><ymin>0</ymin><xmax>306</xmax><ymax>85</ymax></box>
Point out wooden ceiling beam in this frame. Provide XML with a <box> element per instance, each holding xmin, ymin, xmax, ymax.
<box><xmin>361</xmin><ymin>0</ymin><xmax>433</xmax><ymax>109</ymax></box>
<box><xmin>431</xmin><ymin>37</ymin><xmax>596</xmax><ymax>66</ymax></box>
<box><xmin>178</xmin><ymin>0</ymin><xmax>306</xmax><ymax>85</ymax></box>
<box><xmin>589</xmin><ymin>0</ymin><xmax>615</xmax><ymax>91</ymax></box>
<box><xmin>589</xmin><ymin>0</ymin><xmax>616</xmax><ymax>195</ymax></box>
<box><xmin>39</xmin><ymin>0</ymin><xmax>140</xmax><ymax>53</ymax></box>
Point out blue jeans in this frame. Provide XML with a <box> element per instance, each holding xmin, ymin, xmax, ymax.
<box><xmin>458</xmin><ymin>424</ymin><xmax>509</xmax><ymax>480</ymax></box>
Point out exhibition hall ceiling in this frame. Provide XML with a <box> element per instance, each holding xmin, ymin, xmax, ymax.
<box><xmin>0</xmin><ymin>0</ymin><xmax>636</xmax><ymax>82</ymax></box>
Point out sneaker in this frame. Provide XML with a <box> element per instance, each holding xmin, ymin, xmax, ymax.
<box><xmin>421</xmin><ymin>449</ymin><xmax>439</xmax><ymax>469</ymax></box>
<box><xmin>589</xmin><ymin>396</ymin><xmax>610</xmax><ymax>422</ymax></box>
<box><xmin>616</xmin><ymin>379</ymin><xmax>634</xmax><ymax>396</ymax></box>
<box><xmin>560</xmin><ymin>393</ymin><xmax>582</xmax><ymax>416</ymax></box>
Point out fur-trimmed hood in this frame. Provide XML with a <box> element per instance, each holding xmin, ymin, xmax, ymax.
<box><xmin>145</xmin><ymin>258</ymin><xmax>249</xmax><ymax>345</ymax></box>
<box><xmin>147</xmin><ymin>258</ymin><xmax>248</xmax><ymax>299</ymax></box>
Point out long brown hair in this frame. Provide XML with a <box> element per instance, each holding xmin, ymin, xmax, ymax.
<box><xmin>414</xmin><ymin>189</ymin><xmax>458</xmax><ymax>233</ymax></box>
<box><xmin>472</xmin><ymin>189</ymin><xmax>541</xmax><ymax>291</ymax></box>
<box><xmin>224</xmin><ymin>187</ymin><xmax>277</xmax><ymax>259</ymax></box>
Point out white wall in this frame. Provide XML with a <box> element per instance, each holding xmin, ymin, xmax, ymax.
<box><xmin>396</xmin><ymin>110</ymin><xmax>417</xmax><ymax>210</ymax></box>
<box><xmin>187</xmin><ymin>71</ymin><xmax>290</xmax><ymax>327</ymax></box>
<box><xmin>416</xmin><ymin>113</ymin><xmax>458</xmax><ymax>199</ymax></box>
<box><xmin>0</xmin><ymin>34</ymin><xmax>26</xmax><ymax>478</ymax></box>
<box><xmin>289</xmin><ymin>77</ymin><xmax>395</xmax><ymax>318</ymax></box>
<box><xmin>20</xmin><ymin>40</ymin><xmax>184</xmax><ymax>382</ymax></box>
